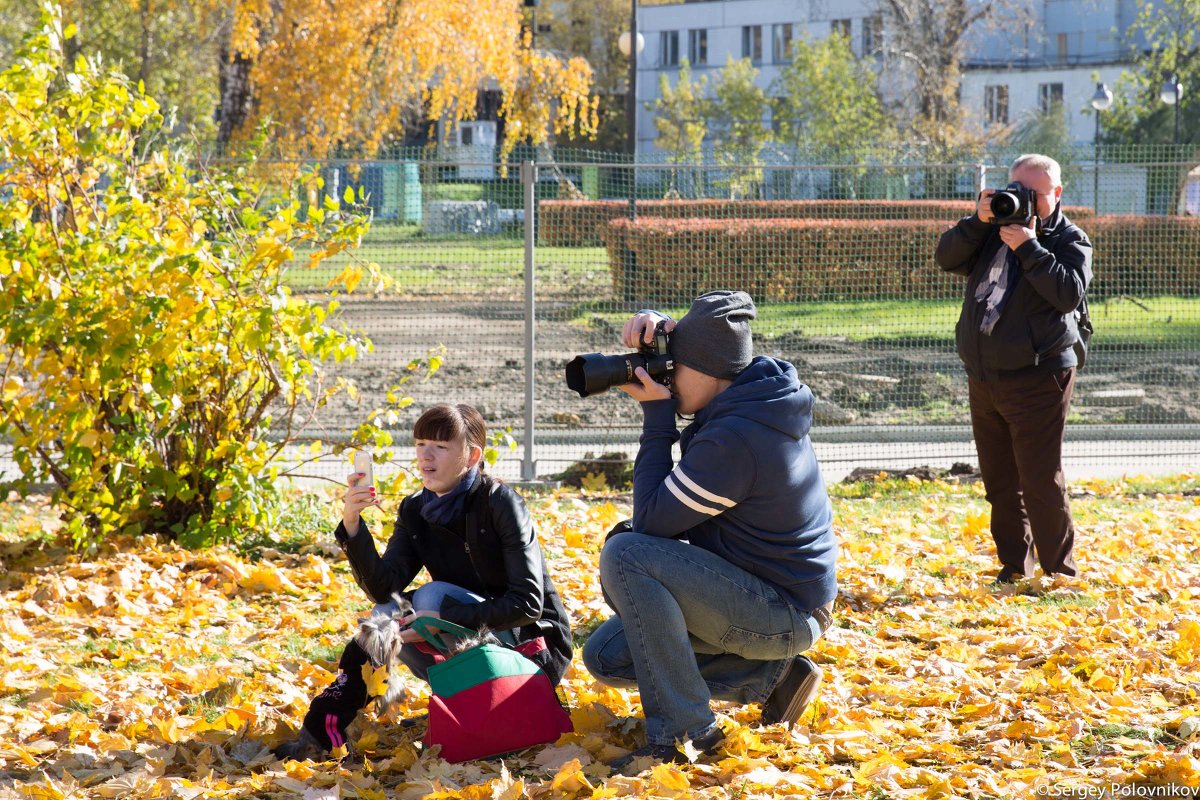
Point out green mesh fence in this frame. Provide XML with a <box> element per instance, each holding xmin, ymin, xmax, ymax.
<box><xmin>256</xmin><ymin>144</ymin><xmax>1198</xmax><ymax>484</ymax></box>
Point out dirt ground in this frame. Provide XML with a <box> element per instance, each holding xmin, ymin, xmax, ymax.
<box><xmin>303</xmin><ymin>296</ymin><xmax>1200</xmax><ymax>454</ymax></box>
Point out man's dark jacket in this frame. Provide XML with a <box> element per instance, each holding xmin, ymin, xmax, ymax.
<box><xmin>935</xmin><ymin>204</ymin><xmax>1092</xmax><ymax>382</ymax></box>
<box><xmin>334</xmin><ymin>473</ymin><xmax>572</xmax><ymax>685</ymax></box>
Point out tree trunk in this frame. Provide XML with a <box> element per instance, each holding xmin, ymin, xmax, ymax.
<box><xmin>138</xmin><ymin>0</ymin><xmax>151</xmax><ymax>89</ymax></box>
<box><xmin>216</xmin><ymin>33</ymin><xmax>254</xmax><ymax>149</ymax></box>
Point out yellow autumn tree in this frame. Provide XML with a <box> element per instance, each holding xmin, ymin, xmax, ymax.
<box><xmin>223</xmin><ymin>0</ymin><xmax>597</xmax><ymax>158</ymax></box>
<box><xmin>0</xmin><ymin>4</ymin><xmax>388</xmax><ymax>550</ymax></box>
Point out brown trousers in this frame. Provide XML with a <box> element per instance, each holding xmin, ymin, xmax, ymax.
<box><xmin>968</xmin><ymin>368</ymin><xmax>1078</xmax><ymax>578</ymax></box>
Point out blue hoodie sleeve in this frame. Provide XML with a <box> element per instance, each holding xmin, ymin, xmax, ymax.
<box><xmin>632</xmin><ymin>399</ymin><xmax>756</xmax><ymax>538</ymax></box>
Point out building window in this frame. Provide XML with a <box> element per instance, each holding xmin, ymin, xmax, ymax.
<box><xmin>688</xmin><ymin>29</ymin><xmax>708</xmax><ymax>65</ymax></box>
<box><xmin>863</xmin><ymin>15</ymin><xmax>883</xmax><ymax>55</ymax></box>
<box><xmin>660</xmin><ymin>30</ymin><xmax>680</xmax><ymax>67</ymax></box>
<box><xmin>772</xmin><ymin>23</ymin><xmax>794</xmax><ymax>63</ymax></box>
<box><xmin>742</xmin><ymin>25</ymin><xmax>763</xmax><ymax>63</ymax></box>
<box><xmin>985</xmin><ymin>85</ymin><xmax>1009</xmax><ymax>125</ymax></box>
<box><xmin>1038</xmin><ymin>82</ymin><xmax>1064</xmax><ymax>113</ymax></box>
<box><xmin>831</xmin><ymin>19</ymin><xmax>852</xmax><ymax>41</ymax></box>
<box><xmin>1057</xmin><ymin>32</ymin><xmax>1068</xmax><ymax>64</ymax></box>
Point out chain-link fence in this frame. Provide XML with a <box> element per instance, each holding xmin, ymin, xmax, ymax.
<box><xmin>263</xmin><ymin>144</ymin><xmax>1200</xmax><ymax>482</ymax></box>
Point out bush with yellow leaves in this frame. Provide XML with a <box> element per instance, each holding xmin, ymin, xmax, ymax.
<box><xmin>0</xmin><ymin>5</ymin><xmax>381</xmax><ymax>550</ymax></box>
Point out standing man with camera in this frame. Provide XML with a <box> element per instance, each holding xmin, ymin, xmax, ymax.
<box><xmin>935</xmin><ymin>154</ymin><xmax>1093</xmax><ymax>583</ymax></box>
<box><xmin>580</xmin><ymin>290</ymin><xmax>838</xmax><ymax>770</ymax></box>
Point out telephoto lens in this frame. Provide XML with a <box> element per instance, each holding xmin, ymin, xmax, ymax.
<box><xmin>565</xmin><ymin>351</ymin><xmax>674</xmax><ymax>397</ymax></box>
<box><xmin>566</xmin><ymin>320</ymin><xmax>675</xmax><ymax>397</ymax></box>
<box><xmin>565</xmin><ymin>353</ymin><xmax>640</xmax><ymax>398</ymax></box>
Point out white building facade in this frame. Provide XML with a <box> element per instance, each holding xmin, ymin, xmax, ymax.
<box><xmin>958</xmin><ymin>0</ymin><xmax>1149</xmax><ymax>144</ymax></box>
<box><xmin>635</xmin><ymin>0</ymin><xmax>1158</xmax><ymax>156</ymax></box>
<box><xmin>636</xmin><ymin>0</ymin><xmax>879</xmax><ymax>155</ymax></box>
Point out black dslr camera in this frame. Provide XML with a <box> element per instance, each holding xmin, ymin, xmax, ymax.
<box><xmin>989</xmin><ymin>181</ymin><xmax>1037</xmax><ymax>225</ymax></box>
<box><xmin>565</xmin><ymin>321</ymin><xmax>674</xmax><ymax>398</ymax></box>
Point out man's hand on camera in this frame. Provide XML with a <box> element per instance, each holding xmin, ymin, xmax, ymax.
<box><xmin>622</xmin><ymin>312</ymin><xmax>676</xmax><ymax>349</ymax></box>
<box><xmin>976</xmin><ymin>188</ymin><xmax>996</xmax><ymax>224</ymax></box>
<box><xmin>998</xmin><ymin>220</ymin><xmax>1036</xmax><ymax>250</ymax></box>
<box><xmin>618</xmin><ymin>366</ymin><xmax>672</xmax><ymax>403</ymax></box>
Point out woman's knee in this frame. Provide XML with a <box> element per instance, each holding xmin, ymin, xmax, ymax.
<box><xmin>411</xmin><ymin>581</ymin><xmax>456</xmax><ymax>611</ymax></box>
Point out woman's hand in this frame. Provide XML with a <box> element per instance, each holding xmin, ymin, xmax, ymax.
<box><xmin>397</xmin><ymin>609</ymin><xmax>441</xmax><ymax>643</ymax></box>
<box><xmin>342</xmin><ymin>471</ymin><xmax>379</xmax><ymax>535</ymax></box>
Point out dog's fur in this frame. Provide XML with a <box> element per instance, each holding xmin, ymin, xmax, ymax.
<box><xmin>355</xmin><ymin>594</ymin><xmax>412</xmax><ymax>666</ymax></box>
<box><xmin>443</xmin><ymin>627</ymin><xmax>502</xmax><ymax>657</ymax></box>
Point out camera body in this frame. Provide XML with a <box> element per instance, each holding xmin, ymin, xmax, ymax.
<box><xmin>989</xmin><ymin>181</ymin><xmax>1038</xmax><ymax>226</ymax></box>
<box><xmin>565</xmin><ymin>321</ymin><xmax>675</xmax><ymax>398</ymax></box>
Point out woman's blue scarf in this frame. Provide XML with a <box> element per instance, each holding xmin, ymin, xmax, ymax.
<box><xmin>419</xmin><ymin>467</ymin><xmax>479</xmax><ymax>527</ymax></box>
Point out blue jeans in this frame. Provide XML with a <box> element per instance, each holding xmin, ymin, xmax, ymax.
<box><xmin>582</xmin><ymin>533</ymin><xmax>825</xmax><ymax>746</ymax></box>
<box><xmin>387</xmin><ymin>581</ymin><xmax>515</xmax><ymax>679</ymax></box>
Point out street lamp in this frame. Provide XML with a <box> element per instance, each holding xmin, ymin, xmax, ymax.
<box><xmin>618</xmin><ymin>10</ymin><xmax>644</xmax><ymax>210</ymax></box>
<box><xmin>618</xmin><ymin>29</ymin><xmax>645</xmax><ymax>157</ymax></box>
<box><xmin>618</xmin><ymin>7</ymin><xmax>644</xmax><ymax>300</ymax></box>
<box><xmin>617</xmin><ymin>32</ymin><xmax>645</xmax><ymax>58</ymax></box>
<box><xmin>1090</xmin><ymin>81</ymin><xmax>1113</xmax><ymax>212</ymax></box>
<box><xmin>524</xmin><ymin>0</ymin><xmax>539</xmax><ymax>49</ymax></box>
<box><xmin>1161</xmin><ymin>73</ymin><xmax>1183</xmax><ymax>145</ymax></box>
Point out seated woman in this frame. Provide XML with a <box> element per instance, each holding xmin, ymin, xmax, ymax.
<box><xmin>274</xmin><ymin>403</ymin><xmax>572</xmax><ymax>759</ymax></box>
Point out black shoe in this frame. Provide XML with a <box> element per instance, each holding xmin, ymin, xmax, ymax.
<box><xmin>272</xmin><ymin>728</ymin><xmax>329</xmax><ymax>761</ymax></box>
<box><xmin>400</xmin><ymin>712</ymin><xmax>428</xmax><ymax>728</ymax></box>
<box><xmin>609</xmin><ymin>725</ymin><xmax>724</xmax><ymax>772</ymax></box>
<box><xmin>762</xmin><ymin>655</ymin><xmax>822</xmax><ymax>727</ymax></box>
<box><xmin>992</xmin><ymin>568</ymin><xmax>1026</xmax><ymax>585</ymax></box>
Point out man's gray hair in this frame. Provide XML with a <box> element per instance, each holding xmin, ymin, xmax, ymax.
<box><xmin>1010</xmin><ymin>153</ymin><xmax>1063</xmax><ymax>188</ymax></box>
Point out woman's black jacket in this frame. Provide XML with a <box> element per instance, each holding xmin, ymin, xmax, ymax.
<box><xmin>333</xmin><ymin>473</ymin><xmax>572</xmax><ymax>686</ymax></box>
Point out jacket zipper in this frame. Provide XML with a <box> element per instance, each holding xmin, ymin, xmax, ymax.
<box><xmin>463</xmin><ymin>517</ymin><xmax>488</xmax><ymax>589</ymax></box>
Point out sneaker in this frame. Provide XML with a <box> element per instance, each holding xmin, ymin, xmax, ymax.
<box><xmin>609</xmin><ymin>725</ymin><xmax>724</xmax><ymax>772</ymax></box>
<box><xmin>272</xmin><ymin>728</ymin><xmax>328</xmax><ymax>761</ymax></box>
<box><xmin>992</xmin><ymin>568</ymin><xmax>1026</xmax><ymax>585</ymax></box>
<box><xmin>762</xmin><ymin>655</ymin><xmax>822</xmax><ymax>727</ymax></box>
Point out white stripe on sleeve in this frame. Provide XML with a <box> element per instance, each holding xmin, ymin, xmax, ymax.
<box><xmin>665</xmin><ymin>475</ymin><xmax>724</xmax><ymax>515</ymax></box>
<box><xmin>671</xmin><ymin>467</ymin><xmax>737</xmax><ymax>508</ymax></box>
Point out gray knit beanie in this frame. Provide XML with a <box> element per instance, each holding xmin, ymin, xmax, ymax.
<box><xmin>670</xmin><ymin>291</ymin><xmax>757</xmax><ymax>379</ymax></box>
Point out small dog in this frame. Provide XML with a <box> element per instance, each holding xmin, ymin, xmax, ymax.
<box><xmin>353</xmin><ymin>593</ymin><xmax>414</xmax><ymax>716</ymax></box>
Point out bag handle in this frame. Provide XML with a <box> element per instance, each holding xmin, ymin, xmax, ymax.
<box><xmin>408</xmin><ymin>616</ymin><xmax>478</xmax><ymax>654</ymax></box>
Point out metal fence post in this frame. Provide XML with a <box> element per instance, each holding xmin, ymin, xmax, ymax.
<box><xmin>622</xmin><ymin>158</ymin><xmax>637</xmax><ymax>303</ymax></box>
<box><xmin>521</xmin><ymin>160</ymin><xmax>538</xmax><ymax>482</ymax></box>
<box><xmin>976</xmin><ymin>161</ymin><xmax>987</xmax><ymax>198</ymax></box>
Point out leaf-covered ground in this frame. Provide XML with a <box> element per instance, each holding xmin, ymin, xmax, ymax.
<box><xmin>2</xmin><ymin>474</ymin><xmax>1199</xmax><ymax>799</ymax></box>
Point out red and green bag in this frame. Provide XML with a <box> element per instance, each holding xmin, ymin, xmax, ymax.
<box><xmin>409</xmin><ymin>617</ymin><xmax>573</xmax><ymax>762</ymax></box>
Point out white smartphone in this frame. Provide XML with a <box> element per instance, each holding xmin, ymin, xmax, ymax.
<box><xmin>353</xmin><ymin>451</ymin><xmax>374</xmax><ymax>488</ymax></box>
